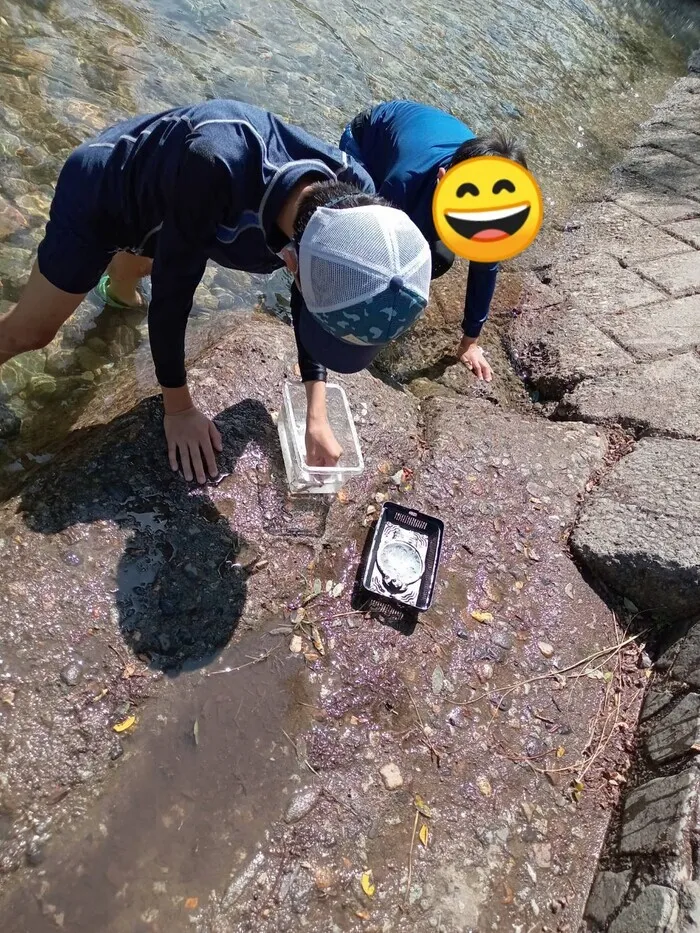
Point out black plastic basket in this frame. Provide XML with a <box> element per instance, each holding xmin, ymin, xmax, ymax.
<box><xmin>361</xmin><ymin>503</ymin><xmax>444</xmax><ymax>612</ymax></box>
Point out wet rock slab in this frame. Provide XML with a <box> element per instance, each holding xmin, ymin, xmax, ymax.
<box><xmin>571</xmin><ymin>438</ymin><xmax>700</xmax><ymax>622</ymax></box>
<box><xmin>191</xmin><ymin>397</ymin><xmax>629</xmax><ymax>933</ymax></box>
<box><xmin>0</xmin><ymin>317</ymin><xmax>419</xmax><ymax>896</ymax></box>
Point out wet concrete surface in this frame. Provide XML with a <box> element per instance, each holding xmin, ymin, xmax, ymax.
<box><xmin>0</xmin><ymin>319</ymin><xmax>646</xmax><ymax>931</ymax></box>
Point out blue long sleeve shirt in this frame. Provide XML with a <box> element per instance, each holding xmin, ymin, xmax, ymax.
<box><xmin>340</xmin><ymin>100</ymin><xmax>498</xmax><ymax>339</ymax></box>
<box><xmin>89</xmin><ymin>100</ymin><xmax>374</xmax><ymax>386</ymax></box>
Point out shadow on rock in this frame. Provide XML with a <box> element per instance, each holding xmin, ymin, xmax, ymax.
<box><xmin>18</xmin><ymin>395</ymin><xmax>277</xmax><ymax>673</ymax></box>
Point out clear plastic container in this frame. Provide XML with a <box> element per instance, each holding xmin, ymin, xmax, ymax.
<box><xmin>277</xmin><ymin>381</ymin><xmax>364</xmax><ymax>494</ymax></box>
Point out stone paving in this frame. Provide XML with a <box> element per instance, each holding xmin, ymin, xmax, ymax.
<box><xmin>509</xmin><ymin>60</ymin><xmax>700</xmax><ymax>627</ymax></box>
<box><xmin>509</xmin><ymin>55</ymin><xmax>700</xmax><ymax>933</ymax></box>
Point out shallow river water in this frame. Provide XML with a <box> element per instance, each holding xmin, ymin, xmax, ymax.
<box><xmin>0</xmin><ymin>0</ymin><xmax>699</xmax><ymax>487</ymax></box>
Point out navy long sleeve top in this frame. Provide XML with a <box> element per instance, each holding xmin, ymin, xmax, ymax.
<box><xmin>341</xmin><ymin>100</ymin><xmax>498</xmax><ymax>339</ymax></box>
<box><xmin>88</xmin><ymin>100</ymin><xmax>374</xmax><ymax>386</ymax></box>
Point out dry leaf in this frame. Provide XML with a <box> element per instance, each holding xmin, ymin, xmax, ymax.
<box><xmin>113</xmin><ymin>714</ymin><xmax>136</xmax><ymax>733</ymax></box>
<box><xmin>378</xmin><ymin>461</ymin><xmax>392</xmax><ymax>475</ymax></box>
<box><xmin>355</xmin><ymin>909</ymin><xmax>370</xmax><ymax>920</ymax></box>
<box><xmin>361</xmin><ymin>871</ymin><xmax>375</xmax><ymax>897</ymax></box>
<box><xmin>325</xmin><ymin>580</ymin><xmax>333</xmax><ymax>593</ymax></box>
<box><xmin>289</xmin><ymin>635</ymin><xmax>303</xmax><ymax>654</ymax></box>
<box><xmin>477</xmin><ymin>777</ymin><xmax>492</xmax><ymax>797</ymax></box>
<box><xmin>572</xmin><ymin>780</ymin><xmax>584</xmax><ymax>802</ymax></box>
<box><xmin>331</xmin><ymin>583</ymin><xmax>344</xmax><ymax>598</ymax></box>
<box><xmin>292</xmin><ymin>607</ymin><xmax>307</xmax><ymax>626</ymax></box>
<box><xmin>503</xmin><ymin>882</ymin><xmax>514</xmax><ymax>905</ymax></box>
<box><xmin>193</xmin><ymin>719</ymin><xmax>200</xmax><ymax>746</ymax></box>
<box><xmin>414</xmin><ymin>794</ymin><xmax>432</xmax><ymax>818</ymax></box>
<box><xmin>337</xmin><ymin>489</ymin><xmax>350</xmax><ymax>504</ymax></box>
<box><xmin>419</xmin><ymin>824</ymin><xmax>429</xmax><ymax>847</ymax></box>
<box><xmin>121</xmin><ymin>662</ymin><xmax>137</xmax><ymax>680</ymax></box>
<box><xmin>556</xmin><ymin>746</ymin><xmax>565</xmax><ymax>758</ymax></box>
<box><xmin>374</xmin><ymin>492</ymin><xmax>387</xmax><ymax>504</ymax></box>
<box><xmin>92</xmin><ymin>688</ymin><xmax>108</xmax><ymax>703</ymax></box>
<box><xmin>565</xmin><ymin>583</ymin><xmax>575</xmax><ymax>600</ymax></box>
<box><xmin>471</xmin><ymin>610</ymin><xmax>493</xmax><ymax>624</ymax></box>
<box><xmin>304</xmin><ymin>651</ymin><xmax>321</xmax><ymax>663</ymax></box>
<box><xmin>514</xmin><ymin>581</ymin><xmax>524</xmax><ymax>591</ymax></box>
<box><xmin>1</xmin><ymin>687</ymin><xmax>16</xmax><ymax>707</ymax></box>
<box><xmin>185</xmin><ymin>897</ymin><xmax>199</xmax><ymax>910</ymax></box>
<box><xmin>311</xmin><ymin>625</ymin><xmax>326</xmax><ymax>657</ymax></box>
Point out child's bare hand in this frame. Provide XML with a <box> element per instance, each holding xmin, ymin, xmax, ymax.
<box><xmin>305</xmin><ymin>419</ymin><xmax>342</xmax><ymax>467</ymax></box>
<box><xmin>458</xmin><ymin>336</ymin><xmax>493</xmax><ymax>382</ymax></box>
<box><xmin>164</xmin><ymin>407</ymin><xmax>223</xmax><ymax>483</ymax></box>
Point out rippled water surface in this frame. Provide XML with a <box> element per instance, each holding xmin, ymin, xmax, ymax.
<box><xmin>0</xmin><ymin>0</ymin><xmax>699</xmax><ymax>484</ymax></box>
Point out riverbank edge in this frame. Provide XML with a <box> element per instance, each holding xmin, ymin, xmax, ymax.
<box><xmin>508</xmin><ymin>52</ymin><xmax>700</xmax><ymax>933</ymax></box>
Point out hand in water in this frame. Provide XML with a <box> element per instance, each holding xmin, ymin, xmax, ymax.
<box><xmin>457</xmin><ymin>336</ymin><xmax>493</xmax><ymax>382</ymax></box>
<box><xmin>305</xmin><ymin>419</ymin><xmax>343</xmax><ymax>467</ymax></box>
<box><xmin>164</xmin><ymin>406</ymin><xmax>223</xmax><ymax>483</ymax></box>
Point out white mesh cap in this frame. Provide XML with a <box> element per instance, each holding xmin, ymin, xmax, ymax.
<box><xmin>297</xmin><ymin>204</ymin><xmax>432</xmax><ymax>348</ymax></box>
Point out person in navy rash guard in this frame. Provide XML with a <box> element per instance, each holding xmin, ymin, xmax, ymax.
<box><xmin>340</xmin><ymin>100</ymin><xmax>528</xmax><ymax>383</ymax></box>
<box><xmin>0</xmin><ymin>100</ymin><xmax>433</xmax><ymax>483</ymax></box>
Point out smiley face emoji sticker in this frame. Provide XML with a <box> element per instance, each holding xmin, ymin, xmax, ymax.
<box><xmin>433</xmin><ymin>156</ymin><xmax>543</xmax><ymax>263</ymax></box>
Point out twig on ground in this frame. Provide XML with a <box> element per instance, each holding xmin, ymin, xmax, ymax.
<box><xmin>459</xmin><ymin>633</ymin><xmax>644</xmax><ymax>709</ymax></box>
<box><xmin>208</xmin><ymin>644</ymin><xmax>279</xmax><ymax>676</ymax></box>
<box><xmin>406</xmin><ymin>810</ymin><xmax>420</xmax><ymax>903</ymax></box>
<box><xmin>405</xmin><ymin>686</ymin><xmax>442</xmax><ymax>767</ymax></box>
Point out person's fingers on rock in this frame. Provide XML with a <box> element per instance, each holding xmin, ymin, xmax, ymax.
<box><xmin>202</xmin><ymin>437</ymin><xmax>218</xmax><ymax>478</ymax></box>
<box><xmin>188</xmin><ymin>444</ymin><xmax>206</xmax><ymax>484</ymax></box>
<box><xmin>168</xmin><ymin>439</ymin><xmax>179</xmax><ymax>472</ymax></box>
<box><xmin>210</xmin><ymin>421</ymin><xmax>223</xmax><ymax>452</ymax></box>
<box><xmin>179</xmin><ymin>443</ymin><xmax>194</xmax><ymax>482</ymax></box>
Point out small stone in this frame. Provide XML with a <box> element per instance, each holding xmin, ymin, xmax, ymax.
<box><xmin>183</xmin><ymin>562</ymin><xmax>198</xmax><ymax>580</ymax></box>
<box><xmin>432</xmin><ymin>665</ymin><xmax>444</xmax><ymax>695</ymax></box>
<box><xmin>533</xmin><ymin>843</ymin><xmax>551</xmax><ymax>868</ymax></box>
<box><xmin>477</xmin><ymin>777</ymin><xmax>492</xmax><ymax>797</ymax></box>
<box><xmin>110</xmin><ymin>742</ymin><xmax>124</xmax><ymax>761</ymax></box>
<box><xmin>538</xmin><ymin>642</ymin><xmax>554</xmax><ymax>659</ymax></box>
<box><xmin>61</xmin><ymin>552</ymin><xmax>82</xmax><ymax>567</ymax></box>
<box><xmin>290</xmin><ymin>635</ymin><xmax>303</xmax><ymax>654</ymax></box>
<box><xmin>284</xmin><ymin>787</ymin><xmax>321</xmax><ymax>824</ymax></box>
<box><xmin>491</xmin><ymin>629</ymin><xmax>513</xmax><ymax>651</ymax></box>
<box><xmin>477</xmin><ymin>662</ymin><xmax>494</xmax><ymax>683</ymax></box>
<box><xmin>59</xmin><ymin>661</ymin><xmax>82</xmax><ymax>687</ymax></box>
<box><xmin>26</xmin><ymin>841</ymin><xmax>45</xmax><ymax>866</ymax></box>
<box><xmin>380</xmin><ymin>763</ymin><xmax>403</xmax><ymax>790</ymax></box>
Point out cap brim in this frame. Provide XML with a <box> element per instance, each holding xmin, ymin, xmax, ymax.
<box><xmin>298</xmin><ymin>304</ymin><xmax>381</xmax><ymax>374</ymax></box>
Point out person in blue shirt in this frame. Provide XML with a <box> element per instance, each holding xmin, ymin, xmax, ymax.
<box><xmin>0</xmin><ymin>100</ymin><xmax>431</xmax><ymax>483</ymax></box>
<box><xmin>340</xmin><ymin>100</ymin><xmax>528</xmax><ymax>383</ymax></box>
